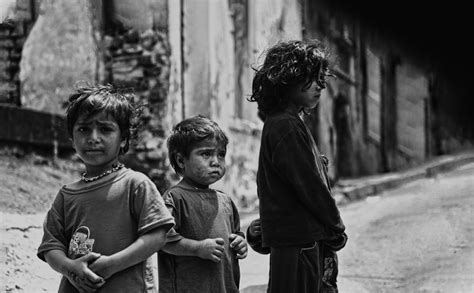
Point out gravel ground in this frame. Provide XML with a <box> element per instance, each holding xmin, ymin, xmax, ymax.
<box><xmin>2</xmin><ymin>153</ymin><xmax>473</xmax><ymax>292</ymax></box>
<box><xmin>0</xmin><ymin>153</ymin><xmax>80</xmax><ymax>292</ymax></box>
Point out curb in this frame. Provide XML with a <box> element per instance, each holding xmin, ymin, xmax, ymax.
<box><xmin>334</xmin><ymin>151</ymin><xmax>474</xmax><ymax>205</ymax></box>
<box><xmin>239</xmin><ymin>151</ymin><xmax>474</xmax><ymax>225</ymax></box>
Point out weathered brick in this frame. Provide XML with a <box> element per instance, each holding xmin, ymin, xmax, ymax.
<box><xmin>0</xmin><ymin>61</ymin><xmax>13</xmax><ymax>72</ymax></box>
<box><xmin>0</xmin><ymin>74</ymin><xmax>16</xmax><ymax>83</ymax></box>
<box><xmin>0</xmin><ymin>70</ymin><xmax>11</xmax><ymax>80</ymax></box>
<box><xmin>144</xmin><ymin>67</ymin><xmax>161</xmax><ymax>76</ymax></box>
<box><xmin>112</xmin><ymin>58</ymin><xmax>139</xmax><ymax>71</ymax></box>
<box><xmin>0</xmin><ymin>82</ymin><xmax>16</xmax><ymax>92</ymax></box>
<box><xmin>10</xmin><ymin>72</ymin><xmax>19</xmax><ymax>82</ymax></box>
<box><xmin>0</xmin><ymin>39</ymin><xmax>15</xmax><ymax>49</ymax></box>
<box><xmin>13</xmin><ymin>37</ymin><xmax>26</xmax><ymax>47</ymax></box>
<box><xmin>16</xmin><ymin>0</ymin><xmax>31</xmax><ymax>10</ymax></box>
<box><xmin>14</xmin><ymin>10</ymin><xmax>33</xmax><ymax>22</ymax></box>
<box><xmin>11</xmin><ymin>23</ymin><xmax>26</xmax><ymax>37</ymax></box>
<box><xmin>137</xmin><ymin>55</ymin><xmax>152</xmax><ymax>66</ymax></box>
<box><xmin>0</xmin><ymin>50</ymin><xmax>9</xmax><ymax>60</ymax></box>
<box><xmin>0</xmin><ymin>29</ymin><xmax>12</xmax><ymax>38</ymax></box>
<box><xmin>113</xmin><ymin>67</ymin><xmax>144</xmax><ymax>79</ymax></box>
<box><xmin>0</xmin><ymin>89</ymin><xmax>11</xmax><ymax>101</ymax></box>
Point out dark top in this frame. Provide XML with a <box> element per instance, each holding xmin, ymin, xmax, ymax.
<box><xmin>257</xmin><ymin>111</ymin><xmax>346</xmax><ymax>247</ymax></box>
<box><xmin>37</xmin><ymin>168</ymin><xmax>175</xmax><ymax>293</ymax></box>
<box><xmin>158</xmin><ymin>185</ymin><xmax>244</xmax><ymax>293</ymax></box>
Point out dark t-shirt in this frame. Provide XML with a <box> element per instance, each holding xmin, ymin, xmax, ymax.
<box><xmin>257</xmin><ymin>111</ymin><xmax>345</xmax><ymax>247</ymax></box>
<box><xmin>37</xmin><ymin>168</ymin><xmax>175</xmax><ymax>293</ymax></box>
<box><xmin>158</xmin><ymin>185</ymin><xmax>243</xmax><ymax>293</ymax></box>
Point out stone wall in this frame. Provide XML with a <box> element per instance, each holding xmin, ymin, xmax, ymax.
<box><xmin>103</xmin><ymin>25</ymin><xmax>175</xmax><ymax>192</ymax></box>
<box><xmin>20</xmin><ymin>0</ymin><xmax>97</xmax><ymax>114</ymax></box>
<box><xmin>178</xmin><ymin>0</ymin><xmax>304</xmax><ymax>206</ymax></box>
<box><xmin>212</xmin><ymin>119</ymin><xmax>261</xmax><ymax>211</ymax></box>
<box><xmin>0</xmin><ymin>21</ymin><xmax>21</xmax><ymax>105</ymax></box>
<box><xmin>0</xmin><ymin>0</ymin><xmax>37</xmax><ymax>106</ymax></box>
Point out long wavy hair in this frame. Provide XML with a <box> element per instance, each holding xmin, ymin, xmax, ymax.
<box><xmin>248</xmin><ymin>39</ymin><xmax>333</xmax><ymax>118</ymax></box>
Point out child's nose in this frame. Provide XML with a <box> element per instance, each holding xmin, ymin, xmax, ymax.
<box><xmin>315</xmin><ymin>84</ymin><xmax>325</xmax><ymax>91</ymax></box>
<box><xmin>210</xmin><ymin>155</ymin><xmax>220</xmax><ymax>165</ymax></box>
<box><xmin>88</xmin><ymin>129</ymin><xmax>100</xmax><ymax>143</ymax></box>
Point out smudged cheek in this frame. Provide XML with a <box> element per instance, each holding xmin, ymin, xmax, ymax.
<box><xmin>195</xmin><ymin>165</ymin><xmax>225</xmax><ymax>182</ymax></box>
<box><xmin>193</xmin><ymin>166</ymin><xmax>211</xmax><ymax>179</ymax></box>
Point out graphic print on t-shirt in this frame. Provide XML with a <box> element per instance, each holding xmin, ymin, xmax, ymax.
<box><xmin>68</xmin><ymin>226</ymin><xmax>95</xmax><ymax>259</ymax></box>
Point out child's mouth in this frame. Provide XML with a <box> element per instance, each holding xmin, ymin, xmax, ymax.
<box><xmin>85</xmin><ymin>149</ymin><xmax>103</xmax><ymax>154</ymax></box>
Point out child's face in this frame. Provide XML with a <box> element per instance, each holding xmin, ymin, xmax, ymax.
<box><xmin>289</xmin><ymin>81</ymin><xmax>324</xmax><ymax>110</ymax></box>
<box><xmin>72</xmin><ymin>111</ymin><xmax>125</xmax><ymax>176</ymax></box>
<box><xmin>178</xmin><ymin>137</ymin><xmax>226</xmax><ymax>187</ymax></box>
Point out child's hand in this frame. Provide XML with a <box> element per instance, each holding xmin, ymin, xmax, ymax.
<box><xmin>248</xmin><ymin>219</ymin><xmax>262</xmax><ymax>237</ymax></box>
<box><xmin>89</xmin><ymin>255</ymin><xmax>115</xmax><ymax>280</ymax></box>
<box><xmin>67</xmin><ymin>253</ymin><xmax>105</xmax><ymax>292</ymax></box>
<box><xmin>197</xmin><ymin>238</ymin><xmax>225</xmax><ymax>263</ymax></box>
<box><xmin>229</xmin><ymin>234</ymin><xmax>248</xmax><ymax>259</ymax></box>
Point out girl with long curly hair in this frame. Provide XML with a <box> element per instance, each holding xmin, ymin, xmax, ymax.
<box><xmin>247</xmin><ymin>40</ymin><xmax>348</xmax><ymax>293</ymax></box>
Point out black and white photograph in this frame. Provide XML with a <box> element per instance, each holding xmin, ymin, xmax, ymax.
<box><xmin>1</xmin><ymin>0</ymin><xmax>473</xmax><ymax>292</ymax></box>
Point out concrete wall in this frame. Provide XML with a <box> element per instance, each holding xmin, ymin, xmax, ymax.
<box><xmin>4</xmin><ymin>0</ymin><xmax>470</xmax><ymax>205</ymax></box>
<box><xmin>0</xmin><ymin>0</ymin><xmax>38</xmax><ymax>106</ymax></box>
<box><xmin>244</xmin><ymin>0</ymin><xmax>303</xmax><ymax>122</ymax></box>
<box><xmin>20</xmin><ymin>0</ymin><xmax>97</xmax><ymax>114</ymax></box>
<box><xmin>6</xmin><ymin>0</ymin><xmax>305</xmax><ymax>204</ymax></box>
<box><xmin>177</xmin><ymin>0</ymin><xmax>304</xmax><ymax>200</ymax></box>
<box><xmin>166</xmin><ymin>0</ymin><xmax>183</xmax><ymax>128</ymax></box>
<box><xmin>395</xmin><ymin>63</ymin><xmax>428</xmax><ymax>165</ymax></box>
<box><xmin>302</xmin><ymin>4</ymin><xmax>434</xmax><ymax>178</ymax></box>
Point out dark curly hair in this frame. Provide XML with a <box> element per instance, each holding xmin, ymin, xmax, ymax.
<box><xmin>65</xmin><ymin>83</ymin><xmax>143</xmax><ymax>154</ymax></box>
<box><xmin>248</xmin><ymin>39</ymin><xmax>333</xmax><ymax>118</ymax></box>
<box><xmin>167</xmin><ymin>115</ymin><xmax>228</xmax><ymax>176</ymax></box>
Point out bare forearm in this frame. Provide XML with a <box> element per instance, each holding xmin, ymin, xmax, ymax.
<box><xmin>162</xmin><ymin>237</ymin><xmax>225</xmax><ymax>263</ymax></box>
<box><xmin>106</xmin><ymin>229</ymin><xmax>167</xmax><ymax>274</ymax></box>
<box><xmin>162</xmin><ymin>238</ymin><xmax>201</xmax><ymax>256</ymax></box>
<box><xmin>45</xmin><ymin>250</ymin><xmax>104</xmax><ymax>290</ymax></box>
<box><xmin>44</xmin><ymin>250</ymin><xmax>73</xmax><ymax>276</ymax></box>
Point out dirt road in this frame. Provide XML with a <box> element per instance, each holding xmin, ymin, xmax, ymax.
<box><xmin>1</xmin><ymin>159</ymin><xmax>473</xmax><ymax>292</ymax></box>
<box><xmin>239</xmin><ymin>163</ymin><xmax>474</xmax><ymax>292</ymax></box>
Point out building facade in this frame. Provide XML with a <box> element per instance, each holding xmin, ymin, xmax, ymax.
<box><xmin>1</xmin><ymin>0</ymin><xmax>472</xmax><ymax>208</ymax></box>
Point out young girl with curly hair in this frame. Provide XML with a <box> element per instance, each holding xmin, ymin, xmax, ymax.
<box><xmin>247</xmin><ymin>39</ymin><xmax>348</xmax><ymax>293</ymax></box>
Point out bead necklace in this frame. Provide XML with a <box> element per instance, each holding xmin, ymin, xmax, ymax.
<box><xmin>81</xmin><ymin>162</ymin><xmax>124</xmax><ymax>183</ymax></box>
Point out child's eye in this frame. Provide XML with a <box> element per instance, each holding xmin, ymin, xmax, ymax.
<box><xmin>77</xmin><ymin>127</ymin><xmax>88</xmax><ymax>133</ymax></box>
<box><xmin>218</xmin><ymin>152</ymin><xmax>226</xmax><ymax>159</ymax></box>
<box><xmin>100</xmin><ymin>126</ymin><xmax>113</xmax><ymax>132</ymax></box>
<box><xmin>201</xmin><ymin>151</ymin><xmax>211</xmax><ymax>158</ymax></box>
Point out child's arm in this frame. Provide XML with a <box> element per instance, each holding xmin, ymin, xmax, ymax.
<box><xmin>86</xmin><ymin>177</ymin><xmax>173</xmax><ymax>279</ymax></box>
<box><xmin>229</xmin><ymin>199</ymin><xmax>248</xmax><ymax>259</ymax></box>
<box><xmin>44</xmin><ymin>250</ymin><xmax>105</xmax><ymax>292</ymax></box>
<box><xmin>273</xmin><ymin>127</ymin><xmax>345</xmax><ymax>234</ymax></box>
<box><xmin>39</xmin><ymin>193</ymin><xmax>105</xmax><ymax>291</ymax></box>
<box><xmin>160</xmin><ymin>189</ymin><xmax>225</xmax><ymax>262</ymax></box>
<box><xmin>89</xmin><ymin>226</ymin><xmax>168</xmax><ymax>280</ymax></box>
<box><xmin>162</xmin><ymin>237</ymin><xmax>226</xmax><ymax>263</ymax></box>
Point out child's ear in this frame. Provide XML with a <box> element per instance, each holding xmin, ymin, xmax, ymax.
<box><xmin>70</xmin><ymin>138</ymin><xmax>77</xmax><ymax>151</ymax></box>
<box><xmin>176</xmin><ymin>153</ymin><xmax>185</xmax><ymax>169</ymax></box>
